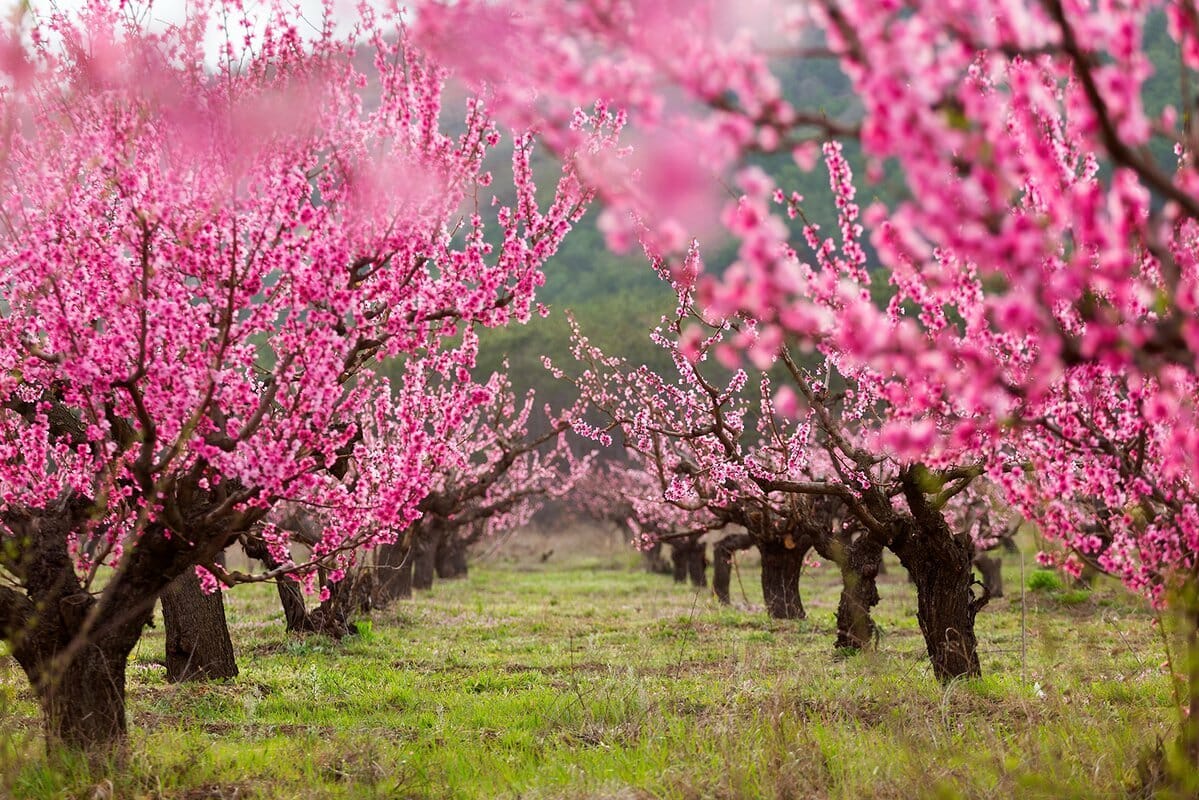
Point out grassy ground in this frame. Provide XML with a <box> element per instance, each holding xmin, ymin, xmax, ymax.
<box><xmin>0</xmin><ymin>533</ymin><xmax>1181</xmax><ymax>799</ymax></box>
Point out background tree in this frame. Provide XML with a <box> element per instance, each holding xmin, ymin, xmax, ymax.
<box><xmin>413</xmin><ymin>0</ymin><xmax>1199</xmax><ymax>767</ymax></box>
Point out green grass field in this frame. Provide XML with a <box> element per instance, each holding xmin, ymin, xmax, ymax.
<box><xmin>0</xmin><ymin>537</ymin><xmax>1181</xmax><ymax>799</ymax></box>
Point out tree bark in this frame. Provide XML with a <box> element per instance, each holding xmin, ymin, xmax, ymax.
<box><xmin>435</xmin><ymin>533</ymin><xmax>469</xmax><ymax>579</ymax></box>
<box><xmin>306</xmin><ymin>578</ymin><xmax>356</xmax><ymax>639</ymax></box>
<box><xmin>412</xmin><ymin>526</ymin><xmax>440</xmax><ymax>591</ymax></box>
<box><xmin>1</xmin><ymin>508</ymin><xmax>235</xmax><ymax>751</ymax></box>
<box><xmin>712</xmin><ymin>533</ymin><xmax>755</xmax><ymax>605</ymax></box>
<box><xmin>758</xmin><ymin>539</ymin><xmax>806</xmax><ymax>619</ymax></box>
<box><xmin>276</xmin><ymin>577</ymin><xmax>315</xmax><ymax>633</ymax></box>
<box><xmin>893</xmin><ymin>476</ymin><xmax>987</xmax><ymax>681</ymax></box>
<box><xmin>642</xmin><ymin>541</ymin><xmax>672</xmax><ymax>575</ymax></box>
<box><xmin>373</xmin><ymin>540</ymin><xmax>413</xmax><ymax>608</ymax></box>
<box><xmin>37</xmin><ymin>635</ymin><xmax>132</xmax><ymax>751</ymax></box>
<box><xmin>813</xmin><ymin>532</ymin><xmax>884</xmax><ymax>651</ymax></box>
<box><xmin>160</xmin><ymin>568</ymin><xmax>238</xmax><ymax>682</ymax></box>
<box><xmin>669</xmin><ymin>542</ymin><xmax>688</xmax><ymax>583</ymax></box>
<box><xmin>669</xmin><ymin>536</ymin><xmax>707</xmax><ymax>588</ymax></box>
<box><xmin>687</xmin><ymin>542</ymin><xmax>707</xmax><ymax>588</ymax></box>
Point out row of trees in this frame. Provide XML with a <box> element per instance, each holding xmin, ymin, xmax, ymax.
<box><xmin>1</xmin><ymin>0</ymin><xmax>1198</xmax><ymax>786</ymax></box>
<box><xmin>409</xmin><ymin>0</ymin><xmax>1199</xmax><ymax>772</ymax></box>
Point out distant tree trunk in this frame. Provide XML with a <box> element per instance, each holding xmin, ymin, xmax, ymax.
<box><xmin>973</xmin><ymin>552</ymin><xmax>1004</xmax><ymax>599</ymax></box>
<box><xmin>832</xmin><ymin>536</ymin><xmax>884</xmax><ymax>651</ymax></box>
<box><xmin>712</xmin><ymin>534</ymin><xmax>755</xmax><ymax>604</ymax></box>
<box><xmin>240</xmin><ymin>535</ymin><xmax>315</xmax><ymax>633</ymax></box>
<box><xmin>758</xmin><ymin>539</ymin><xmax>806</xmax><ymax>619</ymax></box>
<box><xmin>642</xmin><ymin>541</ymin><xmax>672</xmax><ymax>575</ymax></box>
<box><xmin>435</xmin><ymin>533</ymin><xmax>469</xmax><ymax>579</ymax></box>
<box><xmin>670</xmin><ymin>547</ymin><xmax>688</xmax><ymax>582</ymax></box>
<box><xmin>669</xmin><ymin>536</ymin><xmax>707</xmax><ymax>588</ymax></box>
<box><xmin>306</xmin><ymin>576</ymin><xmax>357</xmax><ymax>639</ymax></box>
<box><xmin>412</xmin><ymin>525</ymin><xmax>441</xmax><ymax>591</ymax></box>
<box><xmin>160</xmin><ymin>568</ymin><xmax>238</xmax><ymax>682</ymax></box>
<box><xmin>894</xmin><ymin>475</ymin><xmax>987</xmax><ymax>681</ymax></box>
<box><xmin>275</xmin><ymin>577</ymin><xmax>315</xmax><ymax>633</ymax></box>
<box><xmin>373</xmin><ymin>540</ymin><xmax>413</xmax><ymax>608</ymax></box>
<box><xmin>687</xmin><ymin>543</ymin><xmax>707</xmax><ymax>588</ymax></box>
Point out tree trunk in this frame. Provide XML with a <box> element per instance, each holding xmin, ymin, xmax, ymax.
<box><xmin>687</xmin><ymin>542</ymin><xmax>707</xmax><ymax>588</ymax></box>
<box><xmin>1</xmin><ymin>511</ymin><xmax>228</xmax><ymax>751</ymax></box>
<box><xmin>373</xmin><ymin>540</ymin><xmax>413</xmax><ymax>608</ymax></box>
<box><xmin>412</xmin><ymin>529</ymin><xmax>439</xmax><ymax>591</ymax></box>
<box><xmin>825</xmin><ymin>535</ymin><xmax>884</xmax><ymax>651</ymax></box>
<box><xmin>276</xmin><ymin>577</ymin><xmax>315</xmax><ymax>633</ymax></box>
<box><xmin>894</xmin><ymin>476</ymin><xmax>987</xmax><ymax>681</ymax></box>
<box><xmin>241</xmin><ymin>534</ymin><xmax>315</xmax><ymax>633</ymax></box>
<box><xmin>306</xmin><ymin>579</ymin><xmax>355</xmax><ymax>639</ymax></box>
<box><xmin>670</xmin><ymin>543</ymin><xmax>689</xmax><ymax>583</ymax></box>
<box><xmin>669</xmin><ymin>536</ymin><xmax>707</xmax><ymax>588</ymax></box>
<box><xmin>973</xmin><ymin>552</ymin><xmax>1004</xmax><ymax>599</ymax></box>
<box><xmin>642</xmin><ymin>542</ymin><xmax>672</xmax><ymax>575</ymax></box>
<box><xmin>759</xmin><ymin>539</ymin><xmax>806</xmax><ymax>619</ymax></box>
<box><xmin>712</xmin><ymin>534</ymin><xmax>755</xmax><ymax>605</ymax></box>
<box><xmin>36</xmin><ymin>638</ymin><xmax>131</xmax><ymax>751</ymax></box>
<box><xmin>435</xmin><ymin>533</ymin><xmax>469</xmax><ymax>580</ymax></box>
<box><xmin>160</xmin><ymin>568</ymin><xmax>238</xmax><ymax>682</ymax></box>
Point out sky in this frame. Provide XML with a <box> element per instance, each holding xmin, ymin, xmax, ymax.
<box><xmin>6</xmin><ymin>0</ymin><xmax>400</xmax><ymax>63</ymax></box>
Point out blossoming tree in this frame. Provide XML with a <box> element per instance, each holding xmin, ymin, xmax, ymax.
<box><xmin>413</xmin><ymin>0</ymin><xmax>1199</xmax><ymax>763</ymax></box>
<box><xmin>0</xmin><ymin>1</ymin><xmax>600</xmax><ymax>748</ymax></box>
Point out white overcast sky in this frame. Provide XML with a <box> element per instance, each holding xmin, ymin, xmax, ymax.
<box><xmin>7</xmin><ymin>0</ymin><xmax>398</xmax><ymax>62</ymax></box>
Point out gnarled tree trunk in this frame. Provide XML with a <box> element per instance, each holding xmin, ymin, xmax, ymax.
<box><xmin>241</xmin><ymin>535</ymin><xmax>315</xmax><ymax>633</ymax></box>
<box><xmin>758</xmin><ymin>538</ymin><xmax>806</xmax><ymax>619</ymax></box>
<box><xmin>814</xmin><ymin>532</ymin><xmax>884</xmax><ymax>651</ymax></box>
<box><xmin>160</xmin><ymin>568</ymin><xmax>238</xmax><ymax>682</ymax></box>
<box><xmin>712</xmin><ymin>533</ymin><xmax>755</xmax><ymax>605</ymax></box>
<box><xmin>1</xmin><ymin>509</ymin><xmax>237</xmax><ymax>751</ymax></box>
<box><xmin>894</xmin><ymin>476</ymin><xmax>988</xmax><ymax>681</ymax></box>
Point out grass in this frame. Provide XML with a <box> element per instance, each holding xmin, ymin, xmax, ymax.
<box><xmin>0</xmin><ymin>535</ymin><xmax>1181</xmax><ymax>799</ymax></box>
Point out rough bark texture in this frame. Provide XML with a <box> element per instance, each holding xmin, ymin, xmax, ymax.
<box><xmin>372</xmin><ymin>540</ymin><xmax>413</xmax><ymax>608</ymax></box>
<box><xmin>160</xmin><ymin>568</ymin><xmax>238</xmax><ymax>682</ymax></box>
<box><xmin>305</xmin><ymin>577</ymin><xmax>358</xmax><ymax>639</ymax></box>
<box><xmin>814</xmin><ymin>532</ymin><xmax>884</xmax><ymax>651</ymax></box>
<box><xmin>758</xmin><ymin>539</ymin><xmax>806</xmax><ymax>619</ymax></box>
<box><xmin>712</xmin><ymin>533</ymin><xmax>755</xmax><ymax>605</ymax></box>
<box><xmin>0</xmin><ymin>505</ymin><xmax>238</xmax><ymax>750</ymax></box>
<box><xmin>973</xmin><ymin>552</ymin><xmax>1004</xmax><ymax>599</ymax></box>
<box><xmin>893</xmin><ymin>475</ymin><xmax>987</xmax><ymax>681</ymax></box>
